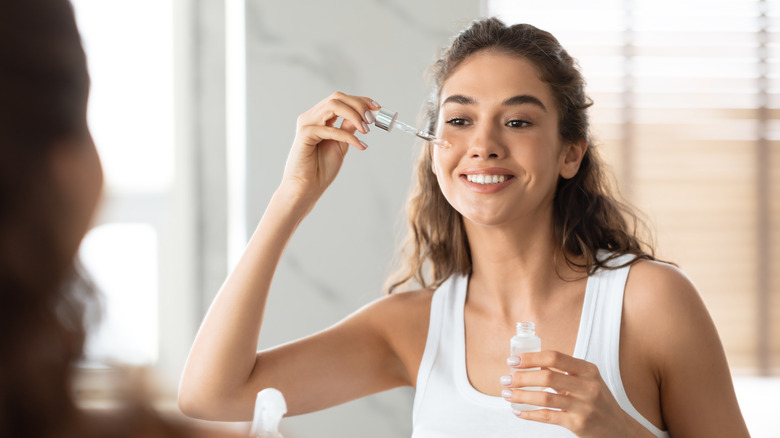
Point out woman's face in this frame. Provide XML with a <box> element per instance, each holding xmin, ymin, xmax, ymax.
<box><xmin>432</xmin><ymin>51</ymin><xmax>583</xmax><ymax>229</ymax></box>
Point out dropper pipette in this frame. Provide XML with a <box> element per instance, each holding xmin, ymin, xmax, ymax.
<box><xmin>373</xmin><ymin>108</ymin><xmax>452</xmax><ymax>149</ymax></box>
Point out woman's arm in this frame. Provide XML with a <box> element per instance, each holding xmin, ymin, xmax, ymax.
<box><xmin>178</xmin><ymin>94</ymin><xmax>410</xmax><ymax>421</ymax></box>
<box><xmin>625</xmin><ymin>261</ymin><xmax>750</xmax><ymax>437</ymax></box>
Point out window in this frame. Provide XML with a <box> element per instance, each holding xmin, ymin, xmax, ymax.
<box><xmin>71</xmin><ymin>0</ymin><xmax>174</xmax><ymax>366</ymax></box>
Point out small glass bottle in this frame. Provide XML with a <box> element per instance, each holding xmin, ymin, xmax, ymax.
<box><xmin>509</xmin><ymin>321</ymin><xmax>542</xmax><ymax>411</ymax></box>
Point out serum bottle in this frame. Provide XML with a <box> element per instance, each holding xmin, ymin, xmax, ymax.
<box><xmin>509</xmin><ymin>321</ymin><xmax>542</xmax><ymax>411</ymax></box>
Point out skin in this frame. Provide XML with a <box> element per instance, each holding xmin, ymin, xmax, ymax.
<box><xmin>178</xmin><ymin>52</ymin><xmax>750</xmax><ymax>437</ymax></box>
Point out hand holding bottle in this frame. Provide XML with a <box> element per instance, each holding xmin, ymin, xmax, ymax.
<box><xmin>501</xmin><ymin>351</ymin><xmax>655</xmax><ymax>437</ymax></box>
<box><xmin>280</xmin><ymin>92</ymin><xmax>379</xmax><ymax>207</ymax></box>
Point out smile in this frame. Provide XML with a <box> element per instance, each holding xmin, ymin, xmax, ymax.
<box><xmin>465</xmin><ymin>174</ymin><xmax>509</xmax><ymax>185</ymax></box>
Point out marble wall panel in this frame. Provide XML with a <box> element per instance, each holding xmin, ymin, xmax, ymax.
<box><xmin>244</xmin><ymin>1</ymin><xmax>479</xmax><ymax>436</ymax></box>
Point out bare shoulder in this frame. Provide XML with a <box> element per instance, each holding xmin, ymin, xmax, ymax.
<box><xmin>622</xmin><ymin>259</ymin><xmax>711</xmax><ymax>339</ymax></box>
<box><xmin>624</xmin><ymin>259</ymin><xmax>700</xmax><ymax>310</ymax></box>
<box><xmin>623</xmin><ymin>258</ymin><xmax>728</xmax><ymax>388</ymax></box>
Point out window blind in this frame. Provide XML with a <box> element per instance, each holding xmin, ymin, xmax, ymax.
<box><xmin>488</xmin><ymin>0</ymin><xmax>779</xmax><ymax>374</ymax></box>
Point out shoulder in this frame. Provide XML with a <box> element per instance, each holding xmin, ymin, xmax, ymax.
<box><xmin>622</xmin><ymin>259</ymin><xmax>720</xmax><ymax>370</ymax></box>
<box><xmin>623</xmin><ymin>259</ymin><xmax>704</xmax><ymax>322</ymax></box>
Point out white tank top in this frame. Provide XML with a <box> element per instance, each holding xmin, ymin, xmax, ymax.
<box><xmin>411</xmin><ymin>254</ymin><xmax>670</xmax><ymax>438</ymax></box>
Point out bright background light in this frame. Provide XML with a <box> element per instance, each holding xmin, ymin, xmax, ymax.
<box><xmin>71</xmin><ymin>0</ymin><xmax>174</xmax><ymax>365</ymax></box>
<box><xmin>80</xmin><ymin>223</ymin><xmax>158</xmax><ymax>365</ymax></box>
<box><xmin>72</xmin><ymin>0</ymin><xmax>174</xmax><ymax>195</ymax></box>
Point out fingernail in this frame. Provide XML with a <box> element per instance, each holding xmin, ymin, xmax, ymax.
<box><xmin>512</xmin><ymin>409</ymin><xmax>523</xmax><ymax>416</ymax></box>
<box><xmin>362</xmin><ymin>121</ymin><xmax>370</xmax><ymax>133</ymax></box>
<box><xmin>359</xmin><ymin>140</ymin><xmax>368</xmax><ymax>149</ymax></box>
<box><xmin>507</xmin><ymin>356</ymin><xmax>520</xmax><ymax>366</ymax></box>
<box><xmin>371</xmin><ymin>100</ymin><xmax>381</xmax><ymax>108</ymax></box>
<box><xmin>364</xmin><ymin>110</ymin><xmax>375</xmax><ymax>124</ymax></box>
<box><xmin>500</xmin><ymin>375</ymin><xmax>512</xmax><ymax>386</ymax></box>
<box><xmin>501</xmin><ymin>389</ymin><xmax>513</xmax><ymax>399</ymax></box>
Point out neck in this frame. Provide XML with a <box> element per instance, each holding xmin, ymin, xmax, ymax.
<box><xmin>463</xmin><ymin>209</ymin><xmax>584</xmax><ymax>320</ymax></box>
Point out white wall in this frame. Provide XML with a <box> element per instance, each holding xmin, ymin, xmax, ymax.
<box><xmin>242</xmin><ymin>1</ymin><xmax>480</xmax><ymax>436</ymax></box>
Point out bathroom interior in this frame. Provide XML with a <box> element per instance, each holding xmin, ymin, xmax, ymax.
<box><xmin>70</xmin><ymin>0</ymin><xmax>779</xmax><ymax>436</ymax></box>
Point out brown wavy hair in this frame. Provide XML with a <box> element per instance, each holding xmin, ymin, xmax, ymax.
<box><xmin>387</xmin><ymin>18</ymin><xmax>655</xmax><ymax>293</ymax></box>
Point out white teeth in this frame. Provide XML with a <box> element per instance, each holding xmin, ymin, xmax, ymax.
<box><xmin>466</xmin><ymin>174</ymin><xmax>507</xmax><ymax>184</ymax></box>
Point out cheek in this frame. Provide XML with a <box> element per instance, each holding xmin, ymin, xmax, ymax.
<box><xmin>431</xmin><ymin>149</ymin><xmax>462</xmax><ymax>206</ymax></box>
<box><xmin>431</xmin><ymin>147</ymin><xmax>455</xmax><ymax>180</ymax></box>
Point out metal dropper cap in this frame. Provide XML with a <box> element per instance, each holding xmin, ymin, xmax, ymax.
<box><xmin>374</xmin><ymin>108</ymin><xmax>398</xmax><ymax>132</ymax></box>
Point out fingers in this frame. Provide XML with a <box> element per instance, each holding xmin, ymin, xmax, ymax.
<box><xmin>501</xmin><ymin>352</ymin><xmax>629</xmax><ymax>435</ymax></box>
<box><xmin>510</xmin><ymin>350</ymin><xmax>598</xmax><ymax>377</ymax></box>
<box><xmin>298</xmin><ymin>124</ymin><xmax>368</xmax><ymax>151</ymax></box>
<box><xmin>299</xmin><ymin>92</ymin><xmax>381</xmax><ymax>137</ymax></box>
<box><xmin>513</xmin><ymin>409</ymin><xmax>571</xmax><ymax>428</ymax></box>
<box><xmin>501</xmin><ymin>387</ymin><xmax>572</xmax><ymax>411</ymax></box>
<box><xmin>327</xmin><ymin>99</ymin><xmax>370</xmax><ymax>134</ymax></box>
<box><xmin>502</xmin><ymin>368</ymin><xmax>574</xmax><ymax>395</ymax></box>
<box><xmin>330</xmin><ymin>92</ymin><xmax>380</xmax><ymax>129</ymax></box>
<box><xmin>503</xmin><ymin>351</ymin><xmax>605</xmax><ymax>402</ymax></box>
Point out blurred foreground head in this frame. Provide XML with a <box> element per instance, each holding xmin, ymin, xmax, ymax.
<box><xmin>0</xmin><ymin>0</ymin><xmax>104</xmax><ymax>435</ymax></box>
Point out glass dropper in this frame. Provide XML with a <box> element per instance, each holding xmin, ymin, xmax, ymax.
<box><xmin>373</xmin><ymin>108</ymin><xmax>452</xmax><ymax>149</ymax></box>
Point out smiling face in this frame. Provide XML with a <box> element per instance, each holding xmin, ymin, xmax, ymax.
<box><xmin>432</xmin><ymin>50</ymin><xmax>584</xmax><ymax>229</ymax></box>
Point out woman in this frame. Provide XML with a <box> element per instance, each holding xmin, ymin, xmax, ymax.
<box><xmin>0</xmin><ymin>1</ymin><xmax>239</xmax><ymax>436</ymax></box>
<box><xmin>179</xmin><ymin>18</ymin><xmax>750</xmax><ymax>437</ymax></box>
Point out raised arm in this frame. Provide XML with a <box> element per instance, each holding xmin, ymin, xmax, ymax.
<box><xmin>177</xmin><ymin>93</ymin><xmax>409</xmax><ymax>421</ymax></box>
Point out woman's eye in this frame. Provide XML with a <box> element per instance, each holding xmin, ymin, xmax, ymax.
<box><xmin>507</xmin><ymin>120</ymin><xmax>532</xmax><ymax>128</ymax></box>
<box><xmin>445</xmin><ymin>118</ymin><xmax>468</xmax><ymax>126</ymax></box>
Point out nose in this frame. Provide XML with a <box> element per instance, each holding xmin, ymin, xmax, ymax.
<box><xmin>465</xmin><ymin>121</ymin><xmax>506</xmax><ymax>160</ymax></box>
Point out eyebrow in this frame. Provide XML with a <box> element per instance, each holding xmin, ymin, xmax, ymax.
<box><xmin>442</xmin><ymin>94</ymin><xmax>547</xmax><ymax>112</ymax></box>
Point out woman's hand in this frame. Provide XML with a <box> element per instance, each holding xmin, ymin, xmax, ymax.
<box><xmin>501</xmin><ymin>351</ymin><xmax>655</xmax><ymax>438</ymax></box>
<box><xmin>280</xmin><ymin>92</ymin><xmax>379</xmax><ymax>205</ymax></box>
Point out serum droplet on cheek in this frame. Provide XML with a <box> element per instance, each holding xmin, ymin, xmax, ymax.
<box><xmin>433</xmin><ymin>138</ymin><xmax>452</xmax><ymax>149</ymax></box>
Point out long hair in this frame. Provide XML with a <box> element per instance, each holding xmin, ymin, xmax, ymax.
<box><xmin>0</xmin><ymin>2</ymin><xmax>197</xmax><ymax>437</ymax></box>
<box><xmin>387</xmin><ymin>18</ymin><xmax>655</xmax><ymax>293</ymax></box>
<box><xmin>0</xmin><ymin>0</ymin><xmax>93</xmax><ymax>435</ymax></box>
